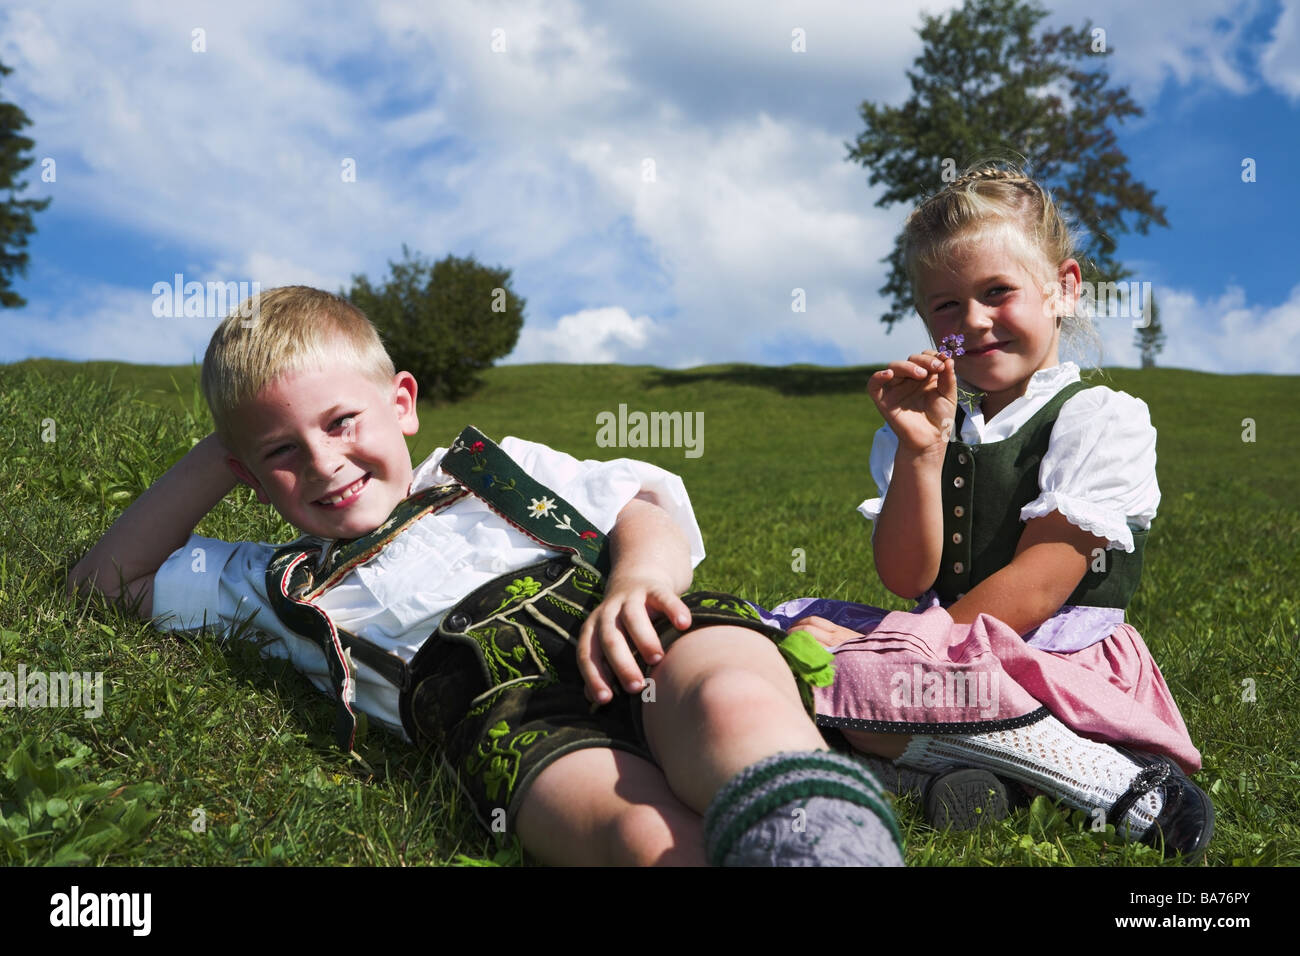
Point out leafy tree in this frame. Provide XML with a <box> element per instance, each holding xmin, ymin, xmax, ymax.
<box><xmin>1135</xmin><ymin>289</ymin><xmax>1165</xmax><ymax>369</ymax></box>
<box><xmin>848</xmin><ymin>0</ymin><xmax>1168</xmax><ymax>331</ymax></box>
<box><xmin>1</xmin><ymin>60</ymin><xmax>52</xmax><ymax>308</ymax></box>
<box><xmin>346</xmin><ymin>247</ymin><xmax>525</xmax><ymax>404</ymax></box>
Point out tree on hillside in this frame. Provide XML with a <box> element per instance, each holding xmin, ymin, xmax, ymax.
<box><xmin>1</xmin><ymin>60</ymin><xmax>52</xmax><ymax>308</ymax></box>
<box><xmin>346</xmin><ymin>247</ymin><xmax>525</xmax><ymax>404</ymax></box>
<box><xmin>1136</xmin><ymin>289</ymin><xmax>1166</xmax><ymax>369</ymax></box>
<box><xmin>848</xmin><ymin>0</ymin><xmax>1168</xmax><ymax>331</ymax></box>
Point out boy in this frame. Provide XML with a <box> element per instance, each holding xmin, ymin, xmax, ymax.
<box><xmin>68</xmin><ymin>286</ymin><xmax>901</xmax><ymax>866</ymax></box>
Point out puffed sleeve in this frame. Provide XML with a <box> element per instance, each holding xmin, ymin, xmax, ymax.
<box><xmin>151</xmin><ymin>533</ymin><xmax>397</xmax><ymax>721</ymax></box>
<box><xmin>857</xmin><ymin>424</ymin><xmax>900</xmax><ymax>525</ymax></box>
<box><xmin>1020</xmin><ymin>387</ymin><xmax>1160</xmax><ymax>552</ymax></box>
<box><xmin>150</xmin><ymin>534</ymin><xmax>302</xmax><ymax>637</ymax></box>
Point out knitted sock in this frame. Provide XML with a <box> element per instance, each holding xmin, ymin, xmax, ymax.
<box><xmin>897</xmin><ymin>715</ymin><xmax>1163</xmax><ymax>834</ymax></box>
<box><xmin>703</xmin><ymin>750</ymin><xmax>904</xmax><ymax>867</ymax></box>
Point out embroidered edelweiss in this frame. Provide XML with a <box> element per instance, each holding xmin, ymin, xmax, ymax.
<box><xmin>528</xmin><ymin>496</ymin><xmax>557</xmax><ymax>518</ymax></box>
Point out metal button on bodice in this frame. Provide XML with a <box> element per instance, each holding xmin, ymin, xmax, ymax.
<box><xmin>953</xmin><ymin>562</ymin><xmax>964</xmax><ymax>573</ymax></box>
<box><xmin>952</xmin><ymin>532</ymin><xmax>963</xmax><ymax>544</ymax></box>
<box><xmin>958</xmin><ymin>453</ymin><xmax>968</xmax><ymax>465</ymax></box>
<box><xmin>954</xmin><ymin>505</ymin><xmax>965</xmax><ymax>517</ymax></box>
<box><xmin>446</xmin><ymin>612</ymin><xmax>471</xmax><ymax>631</ymax></box>
<box><xmin>545</xmin><ymin>561</ymin><xmax>565</xmax><ymax>580</ymax></box>
<box><xmin>953</xmin><ymin>476</ymin><xmax>965</xmax><ymax>488</ymax></box>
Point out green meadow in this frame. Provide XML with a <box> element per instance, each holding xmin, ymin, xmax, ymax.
<box><xmin>1</xmin><ymin>357</ymin><xmax>1296</xmax><ymax>866</ymax></box>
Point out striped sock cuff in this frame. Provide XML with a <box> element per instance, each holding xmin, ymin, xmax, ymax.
<box><xmin>703</xmin><ymin>750</ymin><xmax>901</xmax><ymax>866</ymax></box>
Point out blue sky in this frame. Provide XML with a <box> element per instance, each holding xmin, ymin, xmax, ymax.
<box><xmin>2</xmin><ymin>0</ymin><xmax>1297</xmax><ymax>373</ymax></box>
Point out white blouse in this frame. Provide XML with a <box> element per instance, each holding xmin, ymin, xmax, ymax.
<box><xmin>859</xmin><ymin>363</ymin><xmax>1160</xmax><ymax>552</ymax></box>
<box><xmin>151</xmin><ymin>436</ymin><xmax>706</xmax><ymax>738</ymax></box>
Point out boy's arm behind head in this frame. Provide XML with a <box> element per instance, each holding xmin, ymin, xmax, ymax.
<box><xmin>67</xmin><ymin>433</ymin><xmax>240</xmax><ymax>619</ymax></box>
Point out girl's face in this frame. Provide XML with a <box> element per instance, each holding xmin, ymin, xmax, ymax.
<box><xmin>917</xmin><ymin>237</ymin><xmax>1079</xmax><ymax>421</ymax></box>
<box><xmin>225</xmin><ymin>362</ymin><xmax>420</xmax><ymax>540</ymax></box>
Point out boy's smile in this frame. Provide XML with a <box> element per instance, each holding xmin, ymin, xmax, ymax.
<box><xmin>225</xmin><ymin>362</ymin><xmax>420</xmax><ymax>540</ymax></box>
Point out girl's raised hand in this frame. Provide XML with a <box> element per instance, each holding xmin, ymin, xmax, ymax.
<box><xmin>868</xmin><ymin>351</ymin><xmax>958</xmax><ymax>455</ymax></box>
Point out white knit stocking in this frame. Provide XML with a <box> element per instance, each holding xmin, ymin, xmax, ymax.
<box><xmin>898</xmin><ymin>715</ymin><xmax>1163</xmax><ymax>834</ymax></box>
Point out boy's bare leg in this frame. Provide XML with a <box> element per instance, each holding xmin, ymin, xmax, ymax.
<box><xmin>640</xmin><ymin>624</ymin><xmax>824</xmax><ymax>809</ymax></box>
<box><xmin>639</xmin><ymin>623</ymin><xmax>903</xmax><ymax>866</ymax></box>
<box><xmin>514</xmin><ymin>748</ymin><xmax>705</xmax><ymax>866</ymax></box>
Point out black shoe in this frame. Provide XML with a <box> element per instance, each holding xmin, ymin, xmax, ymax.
<box><xmin>924</xmin><ymin>768</ymin><xmax>1010</xmax><ymax>831</ymax></box>
<box><xmin>1110</xmin><ymin>748</ymin><xmax>1214</xmax><ymax>863</ymax></box>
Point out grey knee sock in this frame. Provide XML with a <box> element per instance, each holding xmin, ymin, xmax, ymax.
<box><xmin>703</xmin><ymin>750</ymin><xmax>904</xmax><ymax>867</ymax></box>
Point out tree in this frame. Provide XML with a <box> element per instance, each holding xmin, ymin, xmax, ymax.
<box><xmin>1135</xmin><ymin>290</ymin><xmax>1165</xmax><ymax>369</ymax></box>
<box><xmin>345</xmin><ymin>247</ymin><xmax>525</xmax><ymax>404</ymax></box>
<box><xmin>0</xmin><ymin>60</ymin><xmax>51</xmax><ymax>308</ymax></box>
<box><xmin>848</xmin><ymin>0</ymin><xmax>1168</xmax><ymax>331</ymax></box>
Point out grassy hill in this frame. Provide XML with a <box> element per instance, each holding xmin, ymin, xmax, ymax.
<box><xmin>2</xmin><ymin>357</ymin><xmax>1296</xmax><ymax>866</ymax></box>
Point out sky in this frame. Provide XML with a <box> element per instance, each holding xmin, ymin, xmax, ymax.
<box><xmin>1</xmin><ymin>0</ymin><xmax>1297</xmax><ymax>374</ymax></box>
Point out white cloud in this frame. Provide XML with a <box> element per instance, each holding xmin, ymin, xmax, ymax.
<box><xmin>0</xmin><ymin>282</ymin><xmax>214</xmax><ymax>365</ymax></box>
<box><xmin>1261</xmin><ymin>0</ymin><xmax>1300</xmax><ymax>101</ymax></box>
<box><xmin>1048</xmin><ymin>0</ymin><xmax>1265</xmax><ymax>105</ymax></box>
<box><xmin>511</xmin><ymin>306</ymin><xmax>661</xmax><ymax>363</ymax></box>
<box><xmin>1090</xmin><ymin>281</ymin><xmax>1300</xmax><ymax>374</ymax></box>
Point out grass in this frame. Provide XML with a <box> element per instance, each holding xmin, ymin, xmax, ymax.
<box><xmin>2</xmin><ymin>357</ymin><xmax>1297</xmax><ymax>866</ymax></box>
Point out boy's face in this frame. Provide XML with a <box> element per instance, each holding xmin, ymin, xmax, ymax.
<box><xmin>225</xmin><ymin>361</ymin><xmax>420</xmax><ymax>540</ymax></box>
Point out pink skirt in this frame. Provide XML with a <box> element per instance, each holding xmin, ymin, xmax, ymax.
<box><xmin>808</xmin><ymin>605</ymin><xmax>1201</xmax><ymax>774</ymax></box>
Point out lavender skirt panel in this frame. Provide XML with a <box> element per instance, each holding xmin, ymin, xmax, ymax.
<box><xmin>760</xmin><ymin>592</ymin><xmax>1123</xmax><ymax>654</ymax></box>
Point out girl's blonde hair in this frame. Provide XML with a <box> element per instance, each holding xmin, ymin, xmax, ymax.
<box><xmin>901</xmin><ymin>163</ymin><xmax>1101</xmax><ymax>364</ymax></box>
<box><xmin>201</xmin><ymin>286</ymin><xmax>396</xmax><ymax>454</ymax></box>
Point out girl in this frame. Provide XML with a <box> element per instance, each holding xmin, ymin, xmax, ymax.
<box><xmin>764</xmin><ymin>164</ymin><xmax>1213</xmax><ymax>861</ymax></box>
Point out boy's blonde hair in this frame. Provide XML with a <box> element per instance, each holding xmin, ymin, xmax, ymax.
<box><xmin>201</xmin><ymin>286</ymin><xmax>396</xmax><ymax>454</ymax></box>
<box><xmin>902</xmin><ymin>163</ymin><xmax>1101</xmax><ymax>362</ymax></box>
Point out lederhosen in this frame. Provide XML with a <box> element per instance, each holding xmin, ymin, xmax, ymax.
<box><xmin>264</xmin><ymin>427</ymin><xmax>829</xmax><ymax>832</ymax></box>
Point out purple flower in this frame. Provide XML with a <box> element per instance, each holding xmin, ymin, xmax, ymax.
<box><xmin>938</xmin><ymin>334</ymin><xmax>965</xmax><ymax>359</ymax></box>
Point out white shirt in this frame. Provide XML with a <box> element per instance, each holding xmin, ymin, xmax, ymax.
<box><xmin>150</xmin><ymin>437</ymin><xmax>706</xmax><ymax>738</ymax></box>
<box><xmin>860</xmin><ymin>363</ymin><xmax>1160</xmax><ymax>551</ymax></box>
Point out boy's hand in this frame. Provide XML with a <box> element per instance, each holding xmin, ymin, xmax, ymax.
<box><xmin>576</xmin><ymin>571</ymin><xmax>691</xmax><ymax>705</ymax></box>
<box><xmin>790</xmin><ymin>615</ymin><xmax>863</xmax><ymax>649</ymax></box>
<box><xmin>868</xmin><ymin>351</ymin><xmax>958</xmax><ymax>456</ymax></box>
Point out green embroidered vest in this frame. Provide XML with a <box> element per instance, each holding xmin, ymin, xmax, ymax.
<box><xmin>931</xmin><ymin>381</ymin><xmax>1147</xmax><ymax>608</ymax></box>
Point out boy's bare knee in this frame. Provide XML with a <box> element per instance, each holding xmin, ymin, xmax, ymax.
<box><xmin>680</xmin><ymin>669</ymin><xmax>800</xmax><ymax>736</ymax></box>
<box><xmin>655</xmin><ymin>625</ymin><xmax>791</xmax><ymax>686</ymax></box>
<box><xmin>605</xmin><ymin>803</ymin><xmax>702</xmax><ymax>866</ymax></box>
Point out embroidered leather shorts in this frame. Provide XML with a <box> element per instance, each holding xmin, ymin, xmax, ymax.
<box><xmin>397</xmin><ymin>554</ymin><xmax>794</xmax><ymax>834</ymax></box>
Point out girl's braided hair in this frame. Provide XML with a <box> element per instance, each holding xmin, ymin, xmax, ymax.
<box><xmin>901</xmin><ymin>162</ymin><xmax>1101</xmax><ymax>364</ymax></box>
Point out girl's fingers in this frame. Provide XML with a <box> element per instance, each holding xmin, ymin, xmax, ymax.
<box><xmin>939</xmin><ymin>357</ymin><xmax>957</xmax><ymax>402</ymax></box>
<box><xmin>907</xmin><ymin>351</ymin><xmax>945</xmax><ymax>374</ymax></box>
